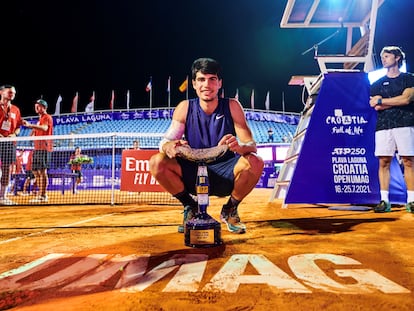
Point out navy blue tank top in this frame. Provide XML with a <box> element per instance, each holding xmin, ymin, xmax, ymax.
<box><xmin>185</xmin><ymin>97</ymin><xmax>236</xmax><ymax>149</ymax></box>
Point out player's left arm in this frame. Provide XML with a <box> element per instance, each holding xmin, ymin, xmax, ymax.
<box><xmin>383</xmin><ymin>87</ymin><xmax>414</xmax><ymax>106</ymax></box>
<box><xmin>371</xmin><ymin>87</ymin><xmax>414</xmax><ymax>111</ymax></box>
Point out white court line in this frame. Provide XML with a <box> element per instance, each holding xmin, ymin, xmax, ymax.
<box><xmin>0</xmin><ymin>253</ymin><xmax>68</xmax><ymax>279</ymax></box>
<box><xmin>0</xmin><ymin>206</ymin><xmax>141</xmax><ymax>245</ymax></box>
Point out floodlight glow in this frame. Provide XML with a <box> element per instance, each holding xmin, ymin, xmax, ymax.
<box><xmin>257</xmin><ymin>147</ymin><xmax>274</xmax><ymax>162</ymax></box>
<box><xmin>368</xmin><ymin>61</ymin><xmax>407</xmax><ymax>84</ymax></box>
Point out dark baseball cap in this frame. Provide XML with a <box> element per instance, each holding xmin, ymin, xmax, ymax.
<box><xmin>36</xmin><ymin>99</ymin><xmax>48</xmax><ymax>108</ymax></box>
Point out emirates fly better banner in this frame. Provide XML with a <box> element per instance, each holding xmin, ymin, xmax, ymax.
<box><xmin>121</xmin><ymin>150</ymin><xmax>165</xmax><ymax>192</ymax></box>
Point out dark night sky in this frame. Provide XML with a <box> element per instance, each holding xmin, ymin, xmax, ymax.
<box><xmin>3</xmin><ymin>0</ymin><xmax>414</xmax><ymax>116</ymax></box>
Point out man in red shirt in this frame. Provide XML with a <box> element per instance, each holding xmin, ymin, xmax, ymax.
<box><xmin>23</xmin><ymin>99</ymin><xmax>53</xmax><ymax>203</ymax></box>
<box><xmin>0</xmin><ymin>85</ymin><xmax>23</xmax><ymax>205</ymax></box>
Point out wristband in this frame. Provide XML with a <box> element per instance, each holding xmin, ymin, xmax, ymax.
<box><xmin>159</xmin><ymin>138</ymin><xmax>170</xmax><ymax>153</ymax></box>
<box><xmin>376</xmin><ymin>98</ymin><xmax>382</xmax><ymax>106</ymax></box>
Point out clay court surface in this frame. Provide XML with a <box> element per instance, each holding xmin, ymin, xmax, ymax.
<box><xmin>0</xmin><ymin>188</ymin><xmax>413</xmax><ymax>310</ymax></box>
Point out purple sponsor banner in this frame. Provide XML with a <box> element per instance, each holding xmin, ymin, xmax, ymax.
<box><xmin>53</xmin><ymin>109</ymin><xmax>174</xmax><ymax>126</ymax></box>
<box><xmin>245</xmin><ymin>111</ymin><xmax>299</xmax><ymax>125</ymax></box>
<box><xmin>51</xmin><ymin>109</ymin><xmax>297</xmax><ymax>126</ymax></box>
<box><xmin>47</xmin><ymin>169</ymin><xmax>121</xmax><ymax>192</ymax></box>
<box><xmin>285</xmin><ymin>72</ymin><xmax>405</xmax><ymax>204</ymax></box>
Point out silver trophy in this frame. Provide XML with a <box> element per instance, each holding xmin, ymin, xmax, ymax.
<box><xmin>176</xmin><ymin>145</ymin><xmax>228</xmax><ymax>248</ymax></box>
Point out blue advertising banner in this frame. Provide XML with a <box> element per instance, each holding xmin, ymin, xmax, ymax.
<box><xmin>52</xmin><ymin>109</ymin><xmax>174</xmax><ymax>126</ymax></box>
<box><xmin>50</xmin><ymin>110</ymin><xmax>299</xmax><ymax>127</ymax></box>
<box><xmin>285</xmin><ymin>72</ymin><xmax>405</xmax><ymax>205</ymax></box>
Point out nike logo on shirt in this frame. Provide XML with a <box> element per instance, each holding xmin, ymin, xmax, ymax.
<box><xmin>215</xmin><ymin>115</ymin><xmax>224</xmax><ymax>120</ymax></box>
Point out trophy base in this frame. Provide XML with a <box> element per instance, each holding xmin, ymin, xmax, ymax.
<box><xmin>184</xmin><ymin>214</ymin><xmax>222</xmax><ymax>248</ymax></box>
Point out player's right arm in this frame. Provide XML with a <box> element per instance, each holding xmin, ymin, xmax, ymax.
<box><xmin>159</xmin><ymin>100</ymin><xmax>189</xmax><ymax>158</ymax></box>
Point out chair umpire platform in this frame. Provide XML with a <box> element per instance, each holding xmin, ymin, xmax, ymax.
<box><xmin>270</xmin><ymin>0</ymin><xmax>396</xmax><ymax>208</ymax></box>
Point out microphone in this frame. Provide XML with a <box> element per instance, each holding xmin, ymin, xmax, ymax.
<box><xmin>338</xmin><ymin>17</ymin><xmax>344</xmax><ymax>28</ymax></box>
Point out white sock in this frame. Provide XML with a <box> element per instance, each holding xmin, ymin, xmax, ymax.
<box><xmin>380</xmin><ymin>190</ymin><xmax>389</xmax><ymax>202</ymax></box>
<box><xmin>406</xmin><ymin>191</ymin><xmax>414</xmax><ymax>203</ymax></box>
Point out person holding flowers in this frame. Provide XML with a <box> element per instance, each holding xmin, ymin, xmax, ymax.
<box><xmin>69</xmin><ymin>147</ymin><xmax>92</xmax><ymax>193</ymax></box>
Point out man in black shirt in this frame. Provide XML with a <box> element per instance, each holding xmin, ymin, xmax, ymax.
<box><xmin>370</xmin><ymin>46</ymin><xmax>414</xmax><ymax>213</ymax></box>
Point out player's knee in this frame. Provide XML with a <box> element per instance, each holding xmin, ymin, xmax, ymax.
<box><xmin>249</xmin><ymin>154</ymin><xmax>265</xmax><ymax>174</ymax></box>
<box><xmin>149</xmin><ymin>153</ymin><xmax>162</xmax><ymax>175</ymax></box>
<box><xmin>401</xmin><ymin>156</ymin><xmax>414</xmax><ymax>168</ymax></box>
<box><xmin>149</xmin><ymin>153</ymin><xmax>171</xmax><ymax>177</ymax></box>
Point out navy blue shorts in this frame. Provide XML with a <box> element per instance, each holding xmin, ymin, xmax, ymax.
<box><xmin>0</xmin><ymin>142</ymin><xmax>16</xmax><ymax>165</ymax></box>
<box><xmin>25</xmin><ymin>170</ymin><xmax>35</xmax><ymax>179</ymax></box>
<box><xmin>177</xmin><ymin>153</ymin><xmax>240</xmax><ymax>197</ymax></box>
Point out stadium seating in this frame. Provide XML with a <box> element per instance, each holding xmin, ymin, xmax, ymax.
<box><xmin>12</xmin><ymin>110</ymin><xmax>299</xmax><ymax>204</ymax></box>
<box><xmin>19</xmin><ymin>110</ymin><xmax>298</xmax><ymax>158</ymax></box>
<box><xmin>247</xmin><ymin>120</ymin><xmax>296</xmax><ymax>143</ymax></box>
<box><xmin>47</xmin><ymin>118</ymin><xmax>296</xmax><ymax>146</ymax></box>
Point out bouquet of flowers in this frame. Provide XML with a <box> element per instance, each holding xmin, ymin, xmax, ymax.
<box><xmin>68</xmin><ymin>155</ymin><xmax>94</xmax><ymax>165</ymax></box>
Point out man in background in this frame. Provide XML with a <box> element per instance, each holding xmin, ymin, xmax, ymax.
<box><xmin>0</xmin><ymin>85</ymin><xmax>23</xmax><ymax>205</ymax></box>
<box><xmin>370</xmin><ymin>46</ymin><xmax>414</xmax><ymax>213</ymax></box>
<box><xmin>267</xmin><ymin>128</ymin><xmax>274</xmax><ymax>142</ymax></box>
<box><xmin>23</xmin><ymin>99</ymin><xmax>53</xmax><ymax>203</ymax></box>
<box><xmin>20</xmin><ymin>149</ymin><xmax>37</xmax><ymax>196</ymax></box>
<box><xmin>69</xmin><ymin>146</ymin><xmax>85</xmax><ymax>194</ymax></box>
<box><xmin>8</xmin><ymin>149</ymin><xmax>24</xmax><ymax>195</ymax></box>
<box><xmin>131</xmin><ymin>140</ymin><xmax>140</xmax><ymax>150</ymax></box>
